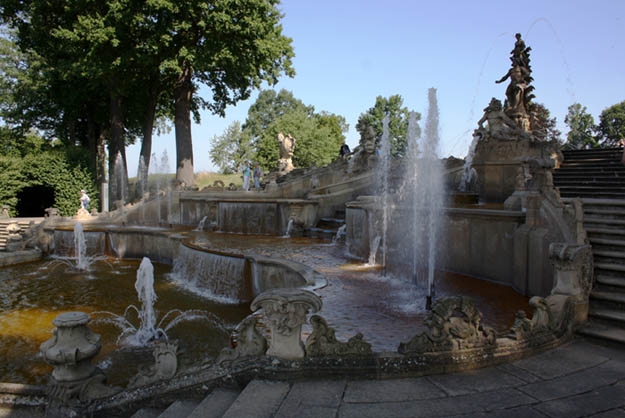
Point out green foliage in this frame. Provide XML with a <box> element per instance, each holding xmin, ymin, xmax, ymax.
<box><xmin>252</xmin><ymin>107</ymin><xmax>347</xmax><ymax>172</ymax></box>
<box><xmin>564</xmin><ymin>103</ymin><xmax>598</xmax><ymax>150</ymax></box>
<box><xmin>209</xmin><ymin>121</ymin><xmax>255</xmax><ymax>174</ymax></box>
<box><xmin>597</xmin><ymin>101</ymin><xmax>625</xmax><ymax>147</ymax></box>
<box><xmin>356</xmin><ymin>95</ymin><xmax>420</xmax><ymax>157</ymax></box>
<box><xmin>0</xmin><ymin>128</ymin><xmax>98</xmax><ymax>216</ymax></box>
<box><xmin>530</xmin><ymin>103</ymin><xmax>562</xmax><ymax>144</ymax></box>
<box><xmin>243</xmin><ymin>89</ymin><xmax>314</xmax><ymax>140</ymax></box>
<box><xmin>0</xmin><ymin>155</ymin><xmax>27</xmax><ymax>216</ymax></box>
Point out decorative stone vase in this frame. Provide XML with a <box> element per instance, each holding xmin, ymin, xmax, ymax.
<box><xmin>251</xmin><ymin>289</ymin><xmax>322</xmax><ymax>359</ymax></box>
<box><xmin>40</xmin><ymin>312</ymin><xmax>102</xmax><ymax>383</ymax></box>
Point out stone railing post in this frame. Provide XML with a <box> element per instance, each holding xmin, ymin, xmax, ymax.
<box><xmin>549</xmin><ymin>243</ymin><xmax>593</xmax><ymax>323</ymax></box>
<box><xmin>251</xmin><ymin>289</ymin><xmax>322</xmax><ymax>359</ymax></box>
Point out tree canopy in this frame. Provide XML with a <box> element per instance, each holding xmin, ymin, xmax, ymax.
<box><xmin>209</xmin><ymin>121</ymin><xmax>255</xmax><ymax>174</ymax></box>
<box><xmin>356</xmin><ymin>95</ymin><xmax>420</xmax><ymax>157</ymax></box>
<box><xmin>597</xmin><ymin>101</ymin><xmax>625</xmax><ymax>147</ymax></box>
<box><xmin>564</xmin><ymin>103</ymin><xmax>598</xmax><ymax>150</ymax></box>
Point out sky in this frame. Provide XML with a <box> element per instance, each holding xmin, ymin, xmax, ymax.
<box><xmin>126</xmin><ymin>0</ymin><xmax>625</xmax><ymax>176</ymax></box>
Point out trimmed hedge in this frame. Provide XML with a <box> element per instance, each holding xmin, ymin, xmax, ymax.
<box><xmin>0</xmin><ymin>151</ymin><xmax>98</xmax><ymax>217</ymax></box>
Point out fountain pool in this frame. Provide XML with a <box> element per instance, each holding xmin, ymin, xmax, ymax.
<box><xmin>0</xmin><ymin>258</ymin><xmax>249</xmax><ymax>385</ymax></box>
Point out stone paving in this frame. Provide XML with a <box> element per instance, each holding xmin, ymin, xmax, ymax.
<box><xmin>272</xmin><ymin>337</ymin><xmax>625</xmax><ymax>418</ymax></box>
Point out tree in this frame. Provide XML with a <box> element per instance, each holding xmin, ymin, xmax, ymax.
<box><xmin>356</xmin><ymin>95</ymin><xmax>420</xmax><ymax>157</ymax></box>
<box><xmin>564</xmin><ymin>103</ymin><xmax>598</xmax><ymax>149</ymax></box>
<box><xmin>243</xmin><ymin>89</ymin><xmax>314</xmax><ymax>141</ymax></box>
<box><xmin>162</xmin><ymin>0</ymin><xmax>295</xmax><ymax>186</ymax></box>
<box><xmin>529</xmin><ymin>103</ymin><xmax>562</xmax><ymax>144</ymax></box>
<box><xmin>209</xmin><ymin>121</ymin><xmax>255</xmax><ymax>174</ymax></box>
<box><xmin>254</xmin><ymin>109</ymin><xmax>347</xmax><ymax>171</ymax></box>
<box><xmin>597</xmin><ymin>101</ymin><xmax>625</xmax><ymax>147</ymax></box>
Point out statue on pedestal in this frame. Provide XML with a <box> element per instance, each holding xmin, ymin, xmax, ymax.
<box><xmin>277</xmin><ymin>132</ymin><xmax>296</xmax><ymax>174</ymax></box>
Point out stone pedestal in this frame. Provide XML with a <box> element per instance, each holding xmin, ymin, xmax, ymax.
<box><xmin>251</xmin><ymin>289</ymin><xmax>322</xmax><ymax>359</ymax></box>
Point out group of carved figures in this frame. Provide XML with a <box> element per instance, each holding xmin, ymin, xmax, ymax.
<box><xmin>478</xmin><ymin>34</ymin><xmax>537</xmax><ymax>138</ymax></box>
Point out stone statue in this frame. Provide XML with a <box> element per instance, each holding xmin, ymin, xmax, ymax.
<box><xmin>495</xmin><ymin>33</ymin><xmax>534</xmax><ymax>131</ymax></box>
<box><xmin>305</xmin><ymin>315</ymin><xmax>372</xmax><ymax>356</ymax></box>
<box><xmin>277</xmin><ymin>132</ymin><xmax>296</xmax><ymax>174</ymax></box>
<box><xmin>477</xmin><ymin>98</ymin><xmax>518</xmax><ymax>139</ymax></box>
<box><xmin>129</xmin><ymin>342</ymin><xmax>179</xmax><ymax>387</ymax></box>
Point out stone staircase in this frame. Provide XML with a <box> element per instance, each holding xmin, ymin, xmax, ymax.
<box><xmin>553</xmin><ymin>147</ymin><xmax>625</xmax><ymax>345</ymax></box>
<box><xmin>128</xmin><ymin>380</ymin><xmax>293</xmax><ymax>418</ymax></box>
<box><xmin>0</xmin><ymin>218</ymin><xmax>43</xmax><ymax>251</ymax></box>
<box><xmin>306</xmin><ymin>209</ymin><xmax>346</xmax><ymax>241</ymax></box>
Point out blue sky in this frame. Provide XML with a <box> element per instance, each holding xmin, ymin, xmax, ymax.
<box><xmin>127</xmin><ymin>0</ymin><xmax>625</xmax><ymax>176</ymax></box>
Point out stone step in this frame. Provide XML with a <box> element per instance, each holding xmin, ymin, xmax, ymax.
<box><xmin>187</xmin><ymin>388</ymin><xmax>240</xmax><ymax>418</ymax></box>
<box><xmin>585</xmin><ymin>217</ymin><xmax>625</xmax><ymax>227</ymax></box>
<box><xmin>587</xmin><ymin>227</ymin><xmax>625</xmax><ymax>238</ymax></box>
<box><xmin>584</xmin><ymin>209</ymin><xmax>625</xmax><ymax>221</ymax></box>
<box><xmin>556</xmin><ymin>180</ymin><xmax>625</xmax><ymax>188</ymax></box>
<box><xmin>561</xmin><ymin>192</ymin><xmax>625</xmax><ymax>199</ymax></box>
<box><xmin>577</xmin><ymin>323</ymin><xmax>625</xmax><ymax>345</ymax></box>
<box><xmin>130</xmin><ymin>408</ymin><xmax>164</xmax><ymax>418</ymax></box>
<box><xmin>596</xmin><ymin>275</ymin><xmax>625</xmax><ymax>289</ymax></box>
<box><xmin>222</xmin><ymin>380</ymin><xmax>290</xmax><ymax>418</ymax></box>
<box><xmin>590</xmin><ymin>290</ymin><xmax>625</xmax><ymax>310</ymax></box>
<box><xmin>0</xmin><ymin>407</ymin><xmax>45</xmax><ymax>418</ymax></box>
<box><xmin>589</xmin><ymin>308</ymin><xmax>625</xmax><ymax>327</ymax></box>
<box><xmin>595</xmin><ymin>262</ymin><xmax>625</xmax><ymax>274</ymax></box>
<box><xmin>157</xmin><ymin>400</ymin><xmax>200</xmax><ymax>418</ymax></box>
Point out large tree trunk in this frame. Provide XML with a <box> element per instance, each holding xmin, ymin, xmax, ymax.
<box><xmin>137</xmin><ymin>86</ymin><xmax>158</xmax><ymax>199</ymax></box>
<box><xmin>87</xmin><ymin>119</ymin><xmax>108</xmax><ymax>210</ymax></box>
<box><xmin>108</xmin><ymin>88</ymin><xmax>129</xmax><ymax>208</ymax></box>
<box><xmin>174</xmin><ymin>64</ymin><xmax>194</xmax><ymax>187</ymax></box>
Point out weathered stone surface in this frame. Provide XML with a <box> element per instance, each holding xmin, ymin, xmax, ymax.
<box><xmin>217</xmin><ymin>315</ymin><xmax>267</xmax><ymax>365</ymax></box>
<box><xmin>343</xmin><ymin>378</ymin><xmax>445</xmax><ymax>403</ymax></box>
<box><xmin>511</xmin><ymin>342</ymin><xmax>609</xmax><ymax>380</ymax></box>
<box><xmin>426</xmin><ymin>367</ymin><xmax>526</xmax><ymax>396</ymax></box>
<box><xmin>398</xmin><ymin>296</ymin><xmax>496</xmax><ymax>354</ymax></box>
<box><xmin>222</xmin><ymin>380</ymin><xmax>290</xmax><ymax>418</ymax></box>
<box><xmin>129</xmin><ymin>342</ymin><xmax>179</xmax><ymax>388</ymax></box>
<box><xmin>251</xmin><ymin>289</ymin><xmax>322</xmax><ymax>360</ymax></box>
<box><xmin>518</xmin><ymin>359</ymin><xmax>625</xmax><ymax>401</ymax></box>
<box><xmin>186</xmin><ymin>388</ymin><xmax>239</xmax><ymax>418</ymax></box>
<box><xmin>275</xmin><ymin>380</ymin><xmax>345</xmax><ymax>418</ymax></box>
<box><xmin>305</xmin><ymin>315</ymin><xmax>372</xmax><ymax>357</ymax></box>
<box><xmin>339</xmin><ymin>388</ymin><xmax>536</xmax><ymax>418</ymax></box>
<box><xmin>533</xmin><ymin>381</ymin><xmax>625</xmax><ymax>418</ymax></box>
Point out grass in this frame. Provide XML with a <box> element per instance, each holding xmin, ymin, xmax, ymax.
<box><xmin>129</xmin><ymin>171</ymin><xmax>243</xmax><ymax>191</ymax></box>
<box><xmin>194</xmin><ymin>172</ymin><xmax>243</xmax><ymax>189</ymax></box>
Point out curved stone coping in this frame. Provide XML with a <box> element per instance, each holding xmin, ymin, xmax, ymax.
<box><xmin>179</xmin><ymin>195</ymin><xmax>317</xmax><ymax>205</ymax></box>
<box><xmin>0</xmin><ymin>382</ymin><xmax>46</xmax><ymax>407</ymax></box>
<box><xmin>181</xmin><ymin>239</ymin><xmax>327</xmax><ymax>292</ymax></box>
<box><xmin>48</xmin><ymin>222</ymin><xmax>328</xmax><ymax>294</ymax></box>
<box><xmin>92</xmin><ymin>331</ymin><xmax>574</xmax><ymax>416</ymax></box>
<box><xmin>346</xmin><ymin>200</ymin><xmax>526</xmax><ymax>221</ymax></box>
<box><xmin>0</xmin><ymin>249</ymin><xmax>42</xmax><ymax>267</ymax></box>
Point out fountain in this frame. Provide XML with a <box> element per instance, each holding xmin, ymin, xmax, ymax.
<box><xmin>0</xmin><ymin>33</ymin><xmax>598</xmax><ymax>417</ymax></box>
<box><xmin>92</xmin><ymin>257</ymin><xmax>230</xmax><ymax>347</ymax></box>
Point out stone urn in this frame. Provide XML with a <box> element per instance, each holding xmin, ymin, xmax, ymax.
<box><xmin>40</xmin><ymin>312</ymin><xmax>102</xmax><ymax>383</ymax></box>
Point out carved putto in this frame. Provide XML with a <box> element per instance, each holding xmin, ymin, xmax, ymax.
<box><xmin>218</xmin><ymin>315</ymin><xmax>268</xmax><ymax>365</ymax></box>
<box><xmin>398</xmin><ymin>296</ymin><xmax>496</xmax><ymax>354</ymax></box>
<box><xmin>305</xmin><ymin>315</ymin><xmax>372</xmax><ymax>356</ymax></box>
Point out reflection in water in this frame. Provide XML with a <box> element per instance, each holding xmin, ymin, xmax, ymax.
<box><xmin>1</xmin><ymin>230</ymin><xmax>531</xmax><ymax>385</ymax></box>
<box><xmin>0</xmin><ymin>259</ymin><xmax>249</xmax><ymax>385</ymax></box>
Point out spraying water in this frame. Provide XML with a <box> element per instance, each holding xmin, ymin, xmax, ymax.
<box><xmin>459</xmin><ymin>132</ymin><xmax>480</xmax><ymax>192</ymax></box>
<box><xmin>379</xmin><ymin>116</ymin><xmax>391</xmax><ymax>275</ymax></box>
<box><xmin>332</xmin><ymin>224</ymin><xmax>346</xmax><ymax>244</ymax></box>
<box><xmin>195</xmin><ymin>216</ymin><xmax>208</xmax><ymax>231</ymax></box>
<box><xmin>284</xmin><ymin>218</ymin><xmax>294</xmax><ymax>238</ymax></box>
<box><xmin>133</xmin><ymin>257</ymin><xmax>157</xmax><ymax>344</ymax></box>
<box><xmin>422</xmin><ymin>88</ymin><xmax>445</xmax><ymax>309</ymax></box>
<box><xmin>74</xmin><ymin>222</ymin><xmax>88</xmax><ymax>271</ymax></box>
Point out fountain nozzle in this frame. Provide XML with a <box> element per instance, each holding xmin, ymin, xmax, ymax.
<box><xmin>425</xmin><ymin>295</ymin><xmax>432</xmax><ymax>310</ymax></box>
